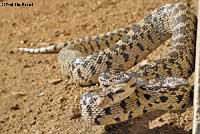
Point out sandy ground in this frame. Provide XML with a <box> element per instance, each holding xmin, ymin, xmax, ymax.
<box><xmin>0</xmin><ymin>0</ymin><xmax>197</xmax><ymax>133</ymax></box>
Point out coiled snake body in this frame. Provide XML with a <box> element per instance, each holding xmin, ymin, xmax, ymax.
<box><xmin>18</xmin><ymin>3</ymin><xmax>197</xmax><ymax>125</ymax></box>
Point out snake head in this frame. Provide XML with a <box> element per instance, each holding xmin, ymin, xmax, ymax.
<box><xmin>70</xmin><ymin>56</ymin><xmax>100</xmax><ymax>86</ymax></box>
<box><xmin>80</xmin><ymin>90</ymin><xmax>106</xmax><ymax>124</ymax></box>
<box><xmin>80</xmin><ymin>90</ymin><xmax>100</xmax><ymax>106</ymax></box>
<box><xmin>80</xmin><ymin>88</ymin><xmax>113</xmax><ymax>108</ymax></box>
<box><xmin>58</xmin><ymin>48</ymin><xmax>82</xmax><ymax>76</ymax></box>
<box><xmin>98</xmin><ymin>69</ymin><xmax>133</xmax><ymax>87</ymax></box>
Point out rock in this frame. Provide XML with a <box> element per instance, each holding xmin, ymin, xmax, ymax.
<box><xmin>30</xmin><ymin>42</ymin><xmax>35</xmax><ymax>46</ymax></box>
<box><xmin>57</xmin><ymin>97</ymin><xmax>66</xmax><ymax>103</ymax></box>
<box><xmin>38</xmin><ymin>92</ymin><xmax>44</xmax><ymax>97</ymax></box>
<box><xmin>70</xmin><ymin>112</ymin><xmax>81</xmax><ymax>120</ymax></box>
<box><xmin>9</xmin><ymin>50</ymin><xmax>14</xmax><ymax>54</ymax></box>
<box><xmin>20</xmin><ymin>40</ymin><xmax>28</xmax><ymax>44</ymax></box>
<box><xmin>70</xmin><ymin>107</ymin><xmax>81</xmax><ymax>120</ymax></box>
<box><xmin>11</xmin><ymin>91</ymin><xmax>27</xmax><ymax>98</ymax></box>
<box><xmin>11</xmin><ymin>22</ymin><xmax>16</xmax><ymax>26</ymax></box>
<box><xmin>10</xmin><ymin>104</ymin><xmax>20</xmax><ymax>110</ymax></box>
<box><xmin>48</xmin><ymin>78</ymin><xmax>62</xmax><ymax>85</ymax></box>
<box><xmin>30</xmin><ymin>120</ymin><xmax>36</xmax><ymax>125</ymax></box>
<box><xmin>23</xmin><ymin>64</ymin><xmax>32</xmax><ymax>68</ymax></box>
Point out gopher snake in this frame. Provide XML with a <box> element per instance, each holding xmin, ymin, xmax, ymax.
<box><xmin>18</xmin><ymin>3</ymin><xmax>197</xmax><ymax>125</ymax></box>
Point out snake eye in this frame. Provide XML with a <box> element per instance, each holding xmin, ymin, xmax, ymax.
<box><xmin>71</xmin><ymin>58</ymin><xmax>84</xmax><ymax>66</ymax></box>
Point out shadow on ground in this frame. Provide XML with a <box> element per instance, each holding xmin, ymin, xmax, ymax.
<box><xmin>104</xmin><ymin>111</ymin><xmax>192</xmax><ymax>134</ymax></box>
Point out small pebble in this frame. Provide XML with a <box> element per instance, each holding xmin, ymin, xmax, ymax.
<box><xmin>30</xmin><ymin>42</ymin><xmax>35</xmax><ymax>47</ymax></box>
<box><xmin>57</xmin><ymin>97</ymin><xmax>66</xmax><ymax>103</ymax></box>
<box><xmin>27</xmin><ymin>108</ymin><xmax>33</xmax><ymax>113</ymax></box>
<box><xmin>10</xmin><ymin>104</ymin><xmax>20</xmax><ymax>110</ymax></box>
<box><xmin>48</xmin><ymin>78</ymin><xmax>62</xmax><ymax>84</ymax></box>
<box><xmin>0</xmin><ymin>119</ymin><xmax>5</xmax><ymax>124</ymax></box>
<box><xmin>38</xmin><ymin>92</ymin><xmax>44</xmax><ymax>97</ymax></box>
<box><xmin>70</xmin><ymin>112</ymin><xmax>81</xmax><ymax>120</ymax></box>
<box><xmin>12</xmin><ymin>22</ymin><xmax>16</xmax><ymax>26</ymax></box>
<box><xmin>70</xmin><ymin>108</ymin><xmax>81</xmax><ymax>120</ymax></box>
<box><xmin>30</xmin><ymin>120</ymin><xmax>36</xmax><ymax>125</ymax></box>
<box><xmin>9</xmin><ymin>50</ymin><xmax>14</xmax><ymax>54</ymax></box>
<box><xmin>54</xmin><ymin>30</ymin><xmax>60</xmax><ymax>37</ymax></box>
<box><xmin>20</xmin><ymin>40</ymin><xmax>28</xmax><ymax>44</ymax></box>
<box><xmin>11</xmin><ymin>91</ymin><xmax>27</xmax><ymax>98</ymax></box>
<box><xmin>23</xmin><ymin>64</ymin><xmax>32</xmax><ymax>68</ymax></box>
<box><xmin>51</xmin><ymin>65</ymin><xmax>56</xmax><ymax>69</ymax></box>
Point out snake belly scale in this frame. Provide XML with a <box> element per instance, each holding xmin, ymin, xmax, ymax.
<box><xmin>18</xmin><ymin>3</ymin><xmax>197</xmax><ymax>125</ymax></box>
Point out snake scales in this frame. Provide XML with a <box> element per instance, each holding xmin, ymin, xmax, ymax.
<box><xmin>18</xmin><ymin>3</ymin><xmax>197</xmax><ymax>125</ymax></box>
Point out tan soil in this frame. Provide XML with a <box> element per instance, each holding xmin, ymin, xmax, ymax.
<box><xmin>0</xmin><ymin>0</ymin><xmax>196</xmax><ymax>134</ymax></box>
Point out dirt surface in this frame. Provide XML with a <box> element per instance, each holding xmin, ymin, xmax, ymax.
<box><xmin>0</xmin><ymin>0</ymin><xmax>197</xmax><ymax>134</ymax></box>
